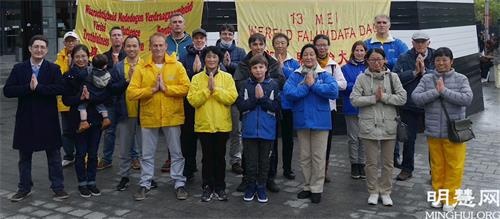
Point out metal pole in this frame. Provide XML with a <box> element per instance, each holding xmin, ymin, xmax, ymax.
<box><xmin>485</xmin><ymin>0</ymin><xmax>490</xmax><ymax>40</ymax></box>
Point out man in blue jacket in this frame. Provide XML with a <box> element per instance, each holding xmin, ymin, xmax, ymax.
<box><xmin>3</xmin><ymin>35</ymin><xmax>69</xmax><ymax>202</ymax></box>
<box><xmin>166</xmin><ymin>12</ymin><xmax>192</xmax><ymax>59</ymax></box>
<box><xmin>216</xmin><ymin>24</ymin><xmax>247</xmax><ymax>75</ymax></box>
<box><xmin>393</xmin><ymin>31</ymin><xmax>435</xmax><ymax>181</ymax></box>
<box><xmin>364</xmin><ymin>15</ymin><xmax>408</xmax><ymax>71</ymax></box>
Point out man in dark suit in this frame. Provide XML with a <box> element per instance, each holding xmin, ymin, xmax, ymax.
<box><xmin>3</xmin><ymin>35</ymin><xmax>69</xmax><ymax>202</ymax></box>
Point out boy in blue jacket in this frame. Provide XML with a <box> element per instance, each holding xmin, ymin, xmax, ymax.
<box><xmin>236</xmin><ymin>54</ymin><xmax>280</xmax><ymax>203</ymax></box>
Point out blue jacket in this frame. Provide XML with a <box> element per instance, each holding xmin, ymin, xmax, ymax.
<box><xmin>3</xmin><ymin>59</ymin><xmax>64</xmax><ymax>152</ymax></box>
<box><xmin>284</xmin><ymin>65</ymin><xmax>339</xmax><ymax>130</ymax></box>
<box><xmin>215</xmin><ymin>39</ymin><xmax>247</xmax><ymax>75</ymax></box>
<box><xmin>340</xmin><ymin>60</ymin><xmax>366</xmax><ymax>115</ymax></box>
<box><xmin>237</xmin><ymin>77</ymin><xmax>280</xmax><ymax>140</ymax></box>
<box><xmin>365</xmin><ymin>35</ymin><xmax>408</xmax><ymax>71</ymax></box>
<box><xmin>393</xmin><ymin>48</ymin><xmax>436</xmax><ymax>112</ymax></box>
<box><xmin>166</xmin><ymin>32</ymin><xmax>192</xmax><ymax>59</ymax></box>
<box><xmin>109</xmin><ymin>60</ymin><xmax>135</xmax><ymax>122</ymax></box>
<box><xmin>280</xmin><ymin>56</ymin><xmax>301</xmax><ymax>109</ymax></box>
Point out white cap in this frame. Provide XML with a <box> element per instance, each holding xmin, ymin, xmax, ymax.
<box><xmin>63</xmin><ymin>31</ymin><xmax>79</xmax><ymax>41</ymax></box>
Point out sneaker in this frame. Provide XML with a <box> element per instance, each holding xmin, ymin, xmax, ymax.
<box><xmin>161</xmin><ymin>160</ymin><xmax>171</xmax><ymax>173</ymax></box>
<box><xmin>236</xmin><ymin>179</ymin><xmax>248</xmax><ymax>192</ymax></box>
<box><xmin>131</xmin><ymin>159</ymin><xmax>141</xmax><ymax>170</ymax></box>
<box><xmin>266</xmin><ymin>179</ymin><xmax>280</xmax><ymax>193</ymax></box>
<box><xmin>443</xmin><ymin>203</ymin><xmax>457</xmax><ymax>212</ymax></box>
<box><xmin>368</xmin><ymin>193</ymin><xmax>379</xmax><ymax>205</ymax></box>
<box><xmin>310</xmin><ymin>193</ymin><xmax>321</xmax><ymax>204</ymax></box>
<box><xmin>231</xmin><ymin>163</ymin><xmax>244</xmax><ymax>175</ymax></box>
<box><xmin>77</xmin><ymin>121</ymin><xmax>90</xmax><ymax>133</ymax></box>
<box><xmin>176</xmin><ymin>186</ymin><xmax>188</xmax><ymax>200</ymax></box>
<box><xmin>351</xmin><ymin>164</ymin><xmax>360</xmax><ymax>179</ymax></box>
<box><xmin>101</xmin><ymin>117</ymin><xmax>112</xmax><ymax>130</ymax></box>
<box><xmin>116</xmin><ymin>177</ymin><xmax>130</xmax><ymax>191</ymax></box>
<box><xmin>243</xmin><ymin>184</ymin><xmax>256</xmax><ymax>202</ymax></box>
<box><xmin>381</xmin><ymin>194</ymin><xmax>393</xmax><ymax>206</ymax></box>
<box><xmin>297</xmin><ymin>190</ymin><xmax>311</xmax><ymax>199</ymax></box>
<box><xmin>396</xmin><ymin>171</ymin><xmax>413</xmax><ymax>181</ymax></box>
<box><xmin>214</xmin><ymin>189</ymin><xmax>228</xmax><ymax>201</ymax></box>
<box><xmin>256</xmin><ymin>185</ymin><xmax>268</xmax><ymax>203</ymax></box>
<box><xmin>431</xmin><ymin>201</ymin><xmax>443</xmax><ymax>208</ymax></box>
<box><xmin>96</xmin><ymin>159</ymin><xmax>112</xmax><ymax>170</ymax></box>
<box><xmin>53</xmin><ymin>190</ymin><xmax>69</xmax><ymax>200</ymax></box>
<box><xmin>79</xmin><ymin>186</ymin><xmax>91</xmax><ymax>198</ymax></box>
<box><xmin>61</xmin><ymin>159</ymin><xmax>74</xmax><ymax>167</ymax></box>
<box><xmin>10</xmin><ymin>191</ymin><xmax>32</xmax><ymax>202</ymax></box>
<box><xmin>201</xmin><ymin>185</ymin><xmax>213</xmax><ymax>202</ymax></box>
<box><xmin>481</xmin><ymin>78</ymin><xmax>488</xmax><ymax>83</ymax></box>
<box><xmin>283</xmin><ymin>170</ymin><xmax>296</xmax><ymax>180</ymax></box>
<box><xmin>359</xmin><ymin>164</ymin><xmax>366</xmax><ymax>179</ymax></box>
<box><xmin>134</xmin><ymin>186</ymin><xmax>149</xmax><ymax>201</ymax></box>
<box><xmin>87</xmin><ymin>185</ymin><xmax>101</xmax><ymax>196</ymax></box>
<box><xmin>150</xmin><ymin>180</ymin><xmax>158</xmax><ymax>189</ymax></box>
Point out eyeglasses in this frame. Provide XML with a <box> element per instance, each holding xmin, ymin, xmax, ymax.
<box><xmin>367</xmin><ymin>58</ymin><xmax>385</xmax><ymax>63</ymax></box>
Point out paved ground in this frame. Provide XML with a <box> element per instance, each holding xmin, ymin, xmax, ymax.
<box><xmin>0</xmin><ymin>80</ymin><xmax>499</xmax><ymax>218</ymax></box>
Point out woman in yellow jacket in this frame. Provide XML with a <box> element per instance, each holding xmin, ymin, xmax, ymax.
<box><xmin>54</xmin><ymin>31</ymin><xmax>79</xmax><ymax>167</ymax></box>
<box><xmin>126</xmin><ymin>33</ymin><xmax>190</xmax><ymax>201</ymax></box>
<box><xmin>187</xmin><ymin>46</ymin><xmax>237</xmax><ymax>202</ymax></box>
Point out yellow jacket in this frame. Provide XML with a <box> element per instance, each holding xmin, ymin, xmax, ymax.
<box><xmin>126</xmin><ymin>53</ymin><xmax>190</xmax><ymax>128</ymax></box>
<box><xmin>187</xmin><ymin>69</ymin><xmax>237</xmax><ymax>133</ymax></box>
<box><xmin>122</xmin><ymin>58</ymin><xmax>144</xmax><ymax>118</ymax></box>
<box><xmin>54</xmin><ymin>48</ymin><xmax>71</xmax><ymax>112</ymax></box>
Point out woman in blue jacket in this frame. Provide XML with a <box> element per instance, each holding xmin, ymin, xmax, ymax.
<box><xmin>340</xmin><ymin>41</ymin><xmax>367</xmax><ymax>179</ymax></box>
<box><xmin>284</xmin><ymin>44</ymin><xmax>338</xmax><ymax>204</ymax></box>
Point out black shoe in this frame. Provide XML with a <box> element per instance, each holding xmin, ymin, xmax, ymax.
<box><xmin>201</xmin><ymin>185</ymin><xmax>213</xmax><ymax>202</ymax></box>
<box><xmin>236</xmin><ymin>179</ymin><xmax>248</xmax><ymax>192</ymax></box>
<box><xmin>351</xmin><ymin>164</ymin><xmax>361</xmax><ymax>179</ymax></box>
<box><xmin>267</xmin><ymin>179</ymin><xmax>280</xmax><ymax>193</ymax></box>
<box><xmin>297</xmin><ymin>190</ymin><xmax>311</xmax><ymax>199</ymax></box>
<box><xmin>87</xmin><ymin>185</ymin><xmax>101</xmax><ymax>196</ymax></box>
<box><xmin>359</xmin><ymin>164</ymin><xmax>366</xmax><ymax>179</ymax></box>
<box><xmin>310</xmin><ymin>193</ymin><xmax>322</xmax><ymax>204</ymax></box>
<box><xmin>78</xmin><ymin>186</ymin><xmax>91</xmax><ymax>198</ymax></box>
<box><xmin>231</xmin><ymin>163</ymin><xmax>244</xmax><ymax>175</ymax></box>
<box><xmin>283</xmin><ymin>171</ymin><xmax>296</xmax><ymax>180</ymax></box>
<box><xmin>214</xmin><ymin>189</ymin><xmax>228</xmax><ymax>201</ymax></box>
<box><xmin>116</xmin><ymin>177</ymin><xmax>130</xmax><ymax>191</ymax></box>
<box><xmin>10</xmin><ymin>191</ymin><xmax>32</xmax><ymax>202</ymax></box>
<box><xmin>150</xmin><ymin>180</ymin><xmax>158</xmax><ymax>189</ymax></box>
<box><xmin>53</xmin><ymin>190</ymin><xmax>69</xmax><ymax>200</ymax></box>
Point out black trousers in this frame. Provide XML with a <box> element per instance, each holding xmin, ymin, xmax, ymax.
<box><xmin>269</xmin><ymin>109</ymin><xmax>294</xmax><ymax>178</ymax></box>
<box><xmin>181</xmin><ymin>102</ymin><xmax>198</xmax><ymax>176</ymax></box>
<box><xmin>198</xmin><ymin>132</ymin><xmax>229</xmax><ymax>190</ymax></box>
<box><xmin>244</xmin><ymin>139</ymin><xmax>272</xmax><ymax>185</ymax></box>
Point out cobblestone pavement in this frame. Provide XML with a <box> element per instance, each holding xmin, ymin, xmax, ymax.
<box><xmin>0</xmin><ymin>83</ymin><xmax>499</xmax><ymax>219</ymax></box>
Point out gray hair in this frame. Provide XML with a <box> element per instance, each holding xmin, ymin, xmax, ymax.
<box><xmin>374</xmin><ymin>14</ymin><xmax>391</xmax><ymax>22</ymax></box>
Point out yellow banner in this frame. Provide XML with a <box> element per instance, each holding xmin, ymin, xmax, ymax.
<box><xmin>236</xmin><ymin>0</ymin><xmax>391</xmax><ymax>65</ymax></box>
<box><xmin>75</xmin><ymin>0</ymin><xmax>203</xmax><ymax>57</ymax></box>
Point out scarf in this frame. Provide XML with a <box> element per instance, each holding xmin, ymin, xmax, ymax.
<box><xmin>299</xmin><ymin>65</ymin><xmax>319</xmax><ymax>85</ymax></box>
<box><xmin>318</xmin><ymin>56</ymin><xmax>329</xmax><ymax>68</ymax></box>
<box><xmin>219</xmin><ymin>40</ymin><xmax>233</xmax><ymax>49</ymax></box>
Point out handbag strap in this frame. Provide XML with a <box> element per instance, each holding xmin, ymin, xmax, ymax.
<box><xmin>388</xmin><ymin>73</ymin><xmax>401</xmax><ymax>117</ymax></box>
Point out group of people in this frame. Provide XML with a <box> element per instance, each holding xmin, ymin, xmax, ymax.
<box><xmin>4</xmin><ymin>13</ymin><xmax>473</xmax><ymax>212</ymax></box>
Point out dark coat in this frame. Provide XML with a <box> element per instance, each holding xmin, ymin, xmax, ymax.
<box><xmin>103</xmin><ymin>47</ymin><xmax>126</xmax><ymax>72</ymax></box>
<box><xmin>179</xmin><ymin>44</ymin><xmax>227</xmax><ymax>80</ymax></box>
<box><xmin>62</xmin><ymin>66</ymin><xmax>113</xmax><ymax>133</ymax></box>
<box><xmin>233</xmin><ymin>52</ymin><xmax>285</xmax><ymax>90</ymax></box>
<box><xmin>215</xmin><ymin>39</ymin><xmax>247</xmax><ymax>75</ymax></box>
<box><xmin>3</xmin><ymin>59</ymin><xmax>64</xmax><ymax>152</ymax></box>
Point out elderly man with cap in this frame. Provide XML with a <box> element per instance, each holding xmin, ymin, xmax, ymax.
<box><xmin>55</xmin><ymin>31</ymin><xmax>79</xmax><ymax>167</ymax></box>
<box><xmin>393</xmin><ymin>31</ymin><xmax>435</xmax><ymax>181</ymax></box>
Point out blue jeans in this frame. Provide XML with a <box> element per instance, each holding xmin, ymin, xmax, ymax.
<box><xmin>400</xmin><ymin>109</ymin><xmax>424</xmax><ymax>173</ymax></box>
<box><xmin>102</xmin><ymin>108</ymin><xmax>140</xmax><ymax>164</ymax></box>
<box><xmin>61</xmin><ymin>112</ymin><xmax>75</xmax><ymax>161</ymax></box>
<box><xmin>75</xmin><ymin>125</ymin><xmax>101</xmax><ymax>186</ymax></box>
<box><xmin>18</xmin><ymin>149</ymin><xmax>64</xmax><ymax>192</ymax></box>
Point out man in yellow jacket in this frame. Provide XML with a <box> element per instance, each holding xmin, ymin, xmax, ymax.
<box><xmin>127</xmin><ymin>33</ymin><xmax>190</xmax><ymax>201</ymax></box>
<box><xmin>54</xmin><ymin>31</ymin><xmax>79</xmax><ymax>167</ymax></box>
